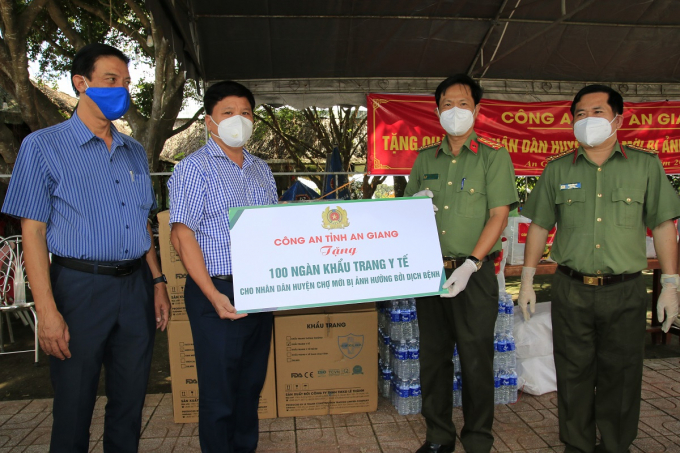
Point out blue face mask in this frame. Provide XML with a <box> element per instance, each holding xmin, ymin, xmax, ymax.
<box><xmin>82</xmin><ymin>77</ymin><xmax>131</xmax><ymax>120</ymax></box>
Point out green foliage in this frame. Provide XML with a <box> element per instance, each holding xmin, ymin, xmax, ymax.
<box><xmin>26</xmin><ymin>0</ymin><xmax>154</xmax><ymax>100</ymax></box>
<box><xmin>516</xmin><ymin>176</ymin><xmax>538</xmax><ymax>205</ymax></box>
<box><xmin>349</xmin><ymin>179</ymin><xmax>363</xmax><ymax>200</ymax></box>
<box><xmin>182</xmin><ymin>81</ymin><xmax>201</xmax><ymax>111</ymax></box>
<box><xmin>668</xmin><ymin>175</ymin><xmax>680</xmax><ymax>193</ymax></box>
<box><xmin>372</xmin><ymin>184</ymin><xmax>394</xmax><ymax>199</ymax></box>
<box><xmin>131</xmin><ymin>81</ymin><xmax>154</xmax><ymax>118</ymax></box>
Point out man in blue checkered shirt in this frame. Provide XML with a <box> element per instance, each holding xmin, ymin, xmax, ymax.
<box><xmin>168</xmin><ymin>81</ymin><xmax>277</xmax><ymax>453</ymax></box>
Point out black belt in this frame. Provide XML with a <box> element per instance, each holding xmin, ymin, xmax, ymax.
<box><xmin>557</xmin><ymin>265</ymin><xmax>641</xmax><ymax>286</ymax></box>
<box><xmin>212</xmin><ymin>275</ymin><xmax>233</xmax><ymax>282</ymax></box>
<box><xmin>52</xmin><ymin>255</ymin><xmax>143</xmax><ymax>277</ymax></box>
<box><xmin>443</xmin><ymin>252</ymin><xmax>500</xmax><ymax>270</ymax></box>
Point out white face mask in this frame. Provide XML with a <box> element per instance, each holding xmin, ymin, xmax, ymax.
<box><xmin>573</xmin><ymin>115</ymin><xmax>618</xmax><ymax>147</ymax></box>
<box><xmin>439</xmin><ymin>107</ymin><xmax>475</xmax><ymax>136</ymax></box>
<box><xmin>210</xmin><ymin>115</ymin><xmax>253</xmax><ymax>148</ymax></box>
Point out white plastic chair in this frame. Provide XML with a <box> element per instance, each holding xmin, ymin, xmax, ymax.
<box><xmin>0</xmin><ymin>235</ymin><xmax>39</xmax><ymax>364</ymax></box>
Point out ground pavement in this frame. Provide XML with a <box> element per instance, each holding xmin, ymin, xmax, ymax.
<box><xmin>2</xmin><ymin>358</ymin><xmax>680</xmax><ymax>452</ymax></box>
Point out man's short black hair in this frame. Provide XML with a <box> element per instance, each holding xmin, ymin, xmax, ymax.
<box><xmin>570</xmin><ymin>84</ymin><xmax>624</xmax><ymax>116</ymax></box>
<box><xmin>435</xmin><ymin>74</ymin><xmax>483</xmax><ymax>107</ymax></box>
<box><xmin>71</xmin><ymin>44</ymin><xmax>130</xmax><ymax>96</ymax></box>
<box><xmin>204</xmin><ymin>81</ymin><xmax>256</xmax><ymax>116</ymax></box>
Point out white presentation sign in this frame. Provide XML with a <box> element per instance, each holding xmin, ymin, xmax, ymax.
<box><xmin>229</xmin><ymin>197</ymin><xmax>445</xmax><ymax>313</ymax></box>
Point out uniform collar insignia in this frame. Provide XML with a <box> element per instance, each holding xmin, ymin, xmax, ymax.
<box><xmin>469</xmin><ymin>140</ymin><xmax>478</xmax><ymax>153</ymax></box>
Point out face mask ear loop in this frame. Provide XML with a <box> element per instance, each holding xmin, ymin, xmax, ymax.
<box><xmin>208</xmin><ymin>115</ymin><xmax>222</xmax><ymax>141</ymax></box>
<box><xmin>606</xmin><ymin>114</ymin><xmax>619</xmax><ymax>141</ymax></box>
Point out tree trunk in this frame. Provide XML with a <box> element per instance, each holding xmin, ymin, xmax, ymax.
<box><xmin>0</xmin><ymin>0</ymin><xmax>57</xmax><ymax>132</ymax></box>
<box><xmin>0</xmin><ymin>122</ymin><xmax>18</xmax><ymax>173</ymax></box>
<box><xmin>362</xmin><ymin>175</ymin><xmax>386</xmax><ymax>200</ymax></box>
<box><xmin>393</xmin><ymin>176</ymin><xmax>407</xmax><ymax>198</ymax></box>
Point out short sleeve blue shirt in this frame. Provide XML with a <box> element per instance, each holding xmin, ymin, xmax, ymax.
<box><xmin>168</xmin><ymin>139</ymin><xmax>278</xmax><ymax>276</ymax></box>
<box><xmin>1</xmin><ymin>111</ymin><xmax>156</xmax><ymax>261</ymax></box>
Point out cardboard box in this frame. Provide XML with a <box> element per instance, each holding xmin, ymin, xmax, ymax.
<box><xmin>157</xmin><ymin>210</ymin><xmax>188</xmax><ymax>321</ymax></box>
<box><xmin>274</xmin><ymin>309</ymin><xmax>378</xmax><ymax>417</ymax></box>
<box><xmin>167</xmin><ymin>321</ymin><xmax>199</xmax><ymax>423</ymax></box>
<box><xmin>258</xmin><ymin>335</ymin><xmax>277</xmax><ymax>419</ymax></box>
<box><xmin>272</xmin><ymin>302</ymin><xmax>376</xmax><ymax>317</ymax></box>
<box><xmin>168</xmin><ymin>321</ymin><xmax>277</xmax><ymax>423</ymax></box>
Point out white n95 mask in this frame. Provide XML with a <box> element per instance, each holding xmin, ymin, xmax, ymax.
<box><xmin>439</xmin><ymin>107</ymin><xmax>475</xmax><ymax>136</ymax></box>
<box><xmin>573</xmin><ymin>116</ymin><xmax>618</xmax><ymax>147</ymax></box>
<box><xmin>210</xmin><ymin>115</ymin><xmax>253</xmax><ymax>148</ymax></box>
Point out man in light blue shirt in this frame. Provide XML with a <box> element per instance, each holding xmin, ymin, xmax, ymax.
<box><xmin>2</xmin><ymin>44</ymin><xmax>170</xmax><ymax>452</ymax></box>
<box><xmin>168</xmin><ymin>80</ymin><xmax>277</xmax><ymax>453</ymax></box>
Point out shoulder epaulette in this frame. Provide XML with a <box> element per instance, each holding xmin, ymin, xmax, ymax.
<box><xmin>417</xmin><ymin>141</ymin><xmax>441</xmax><ymax>152</ymax></box>
<box><xmin>625</xmin><ymin>144</ymin><xmax>658</xmax><ymax>155</ymax></box>
<box><xmin>477</xmin><ymin>137</ymin><xmax>503</xmax><ymax>150</ymax></box>
<box><xmin>546</xmin><ymin>148</ymin><xmax>577</xmax><ymax>163</ymax></box>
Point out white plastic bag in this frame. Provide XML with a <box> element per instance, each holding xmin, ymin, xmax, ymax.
<box><xmin>513</xmin><ymin>302</ymin><xmax>556</xmax><ymax>395</ymax></box>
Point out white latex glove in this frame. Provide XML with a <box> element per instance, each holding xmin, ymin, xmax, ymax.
<box><xmin>658</xmin><ymin>274</ymin><xmax>680</xmax><ymax>333</ymax></box>
<box><xmin>441</xmin><ymin>259</ymin><xmax>477</xmax><ymax>298</ymax></box>
<box><xmin>412</xmin><ymin>189</ymin><xmax>438</xmax><ymax>212</ymax></box>
<box><xmin>518</xmin><ymin>267</ymin><xmax>537</xmax><ymax>321</ymax></box>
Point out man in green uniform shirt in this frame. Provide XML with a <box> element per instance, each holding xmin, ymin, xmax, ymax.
<box><xmin>404</xmin><ymin>74</ymin><xmax>519</xmax><ymax>453</ymax></box>
<box><xmin>519</xmin><ymin>85</ymin><xmax>680</xmax><ymax>453</ymax></box>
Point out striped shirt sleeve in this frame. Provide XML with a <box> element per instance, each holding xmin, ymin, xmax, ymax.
<box><xmin>2</xmin><ymin>136</ymin><xmax>52</xmax><ymax>223</ymax></box>
<box><xmin>264</xmin><ymin>163</ymin><xmax>278</xmax><ymax>205</ymax></box>
<box><xmin>168</xmin><ymin>159</ymin><xmax>205</xmax><ymax>232</ymax></box>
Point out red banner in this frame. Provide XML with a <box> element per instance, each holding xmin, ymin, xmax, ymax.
<box><xmin>367</xmin><ymin>94</ymin><xmax>680</xmax><ymax>176</ymax></box>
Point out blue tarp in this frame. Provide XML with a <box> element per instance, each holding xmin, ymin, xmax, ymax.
<box><xmin>280</xmin><ymin>180</ymin><xmax>320</xmax><ymax>202</ymax></box>
<box><xmin>322</xmin><ymin>147</ymin><xmax>350</xmax><ymax>200</ymax></box>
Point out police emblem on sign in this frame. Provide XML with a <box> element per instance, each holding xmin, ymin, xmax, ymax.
<box><xmin>338</xmin><ymin>334</ymin><xmax>364</xmax><ymax>359</ymax></box>
<box><xmin>321</xmin><ymin>206</ymin><xmax>350</xmax><ymax>229</ymax></box>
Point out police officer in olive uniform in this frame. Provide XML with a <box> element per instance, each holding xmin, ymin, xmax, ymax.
<box><xmin>405</xmin><ymin>74</ymin><xmax>519</xmax><ymax>453</ymax></box>
<box><xmin>519</xmin><ymin>85</ymin><xmax>680</xmax><ymax>453</ymax></box>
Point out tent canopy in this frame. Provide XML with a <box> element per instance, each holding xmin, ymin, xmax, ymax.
<box><xmin>149</xmin><ymin>0</ymin><xmax>680</xmax><ymax>107</ymax></box>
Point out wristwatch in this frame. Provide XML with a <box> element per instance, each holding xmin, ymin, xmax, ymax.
<box><xmin>152</xmin><ymin>274</ymin><xmax>167</xmax><ymax>285</ymax></box>
<box><xmin>467</xmin><ymin>256</ymin><xmax>483</xmax><ymax>271</ymax></box>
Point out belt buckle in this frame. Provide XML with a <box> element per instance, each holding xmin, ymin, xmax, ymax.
<box><xmin>583</xmin><ymin>275</ymin><xmax>603</xmax><ymax>286</ymax></box>
<box><xmin>116</xmin><ymin>264</ymin><xmax>134</xmax><ymax>276</ymax></box>
<box><xmin>443</xmin><ymin>256</ymin><xmax>454</xmax><ymax>269</ymax></box>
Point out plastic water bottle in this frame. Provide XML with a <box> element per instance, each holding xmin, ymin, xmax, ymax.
<box><xmin>389</xmin><ymin>341</ymin><xmax>397</xmax><ymax>372</ymax></box>
<box><xmin>378</xmin><ymin>330</ymin><xmax>388</xmax><ymax>361</ymax></box>
<box><xmin>396</xmin><ymin>378</ymin><xmax>411</xmax><ymax>415</ymax></box>
<box><xmin>496</xmin><ymin>334</ymin><xmax>508</xmax><ymax>371</ymax></box>
<box><xmin>499</xmin><ymin>369</ymin><xmax>510</xmax><ymax>404</ymax></box>
<box><xmin>409</xmin><ymin>299</ymin><xmax>419</xmax><ymax>339</ymax></box>
<box><xmin>400</xmin><ymin>300</ymin><xmax>413</xmax><ymax>341</ymax></box>
<box><xmin>452</xmin><ymin>344</ymin><xmax>461</xmax><ymax>374</ymax></box>
<box><xmin>389</xmin><ymin>300</ymin><xmax>403</xmax><ymax>342</ymax></box>
<box><xmin>504</xmin><ymin>294</ymin><xmax>515</xmax><ymax>335</ymax></box>
<box><xmin>507</xmin><ymin>369</ymin><xmax>518</xmax><ymax>404</ymax></box>
<box><xmin>496</xmin><ymin>300</ymin><xmax>506</xmax><ymax>334</ymax></box>
<box><xmin>493</xmin><ymin>337</ymin><xmax>500</xmax><ymax>374</ymax></box>
<box><xmin>410</xmin><ymin>378</ymin><xmax>422</xmax><ymax>414</ymax></box>
<box><xmin>506</xmin><ymin>333</ymin><xmax>516</xmax><ymax>371</ymax></box>
<box><xmin>452</xmin><ymin>375</ymin><xmax>462</xmax><ymax>407</ymax></box>
<box><xmin>378</xmin><ymin>302</ymin><xmax>386</xmax><ymax>331</ymax></box>
<box><xmin>408</xmin><ymin>339</ymin><xmax>420</xmax><ymax>379</ymax></box>
<box><xmin>378</xmin><ymin>328</ymin><xmax>384</xmax><ymax>359</ymax></box>
<box><xmin>494</xmin><ymin>374</ymin><xmax>504</xmax><ymax>404</ymax></box>
<box><xmin>381</xmin><ymin>365</ymin><xmax>393</xmax><ymax>398</ymax></box>
<box><xmin>395</xmin><ymin>340</ymin><xmax>409</xmax><ymax>378</ymax></box>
